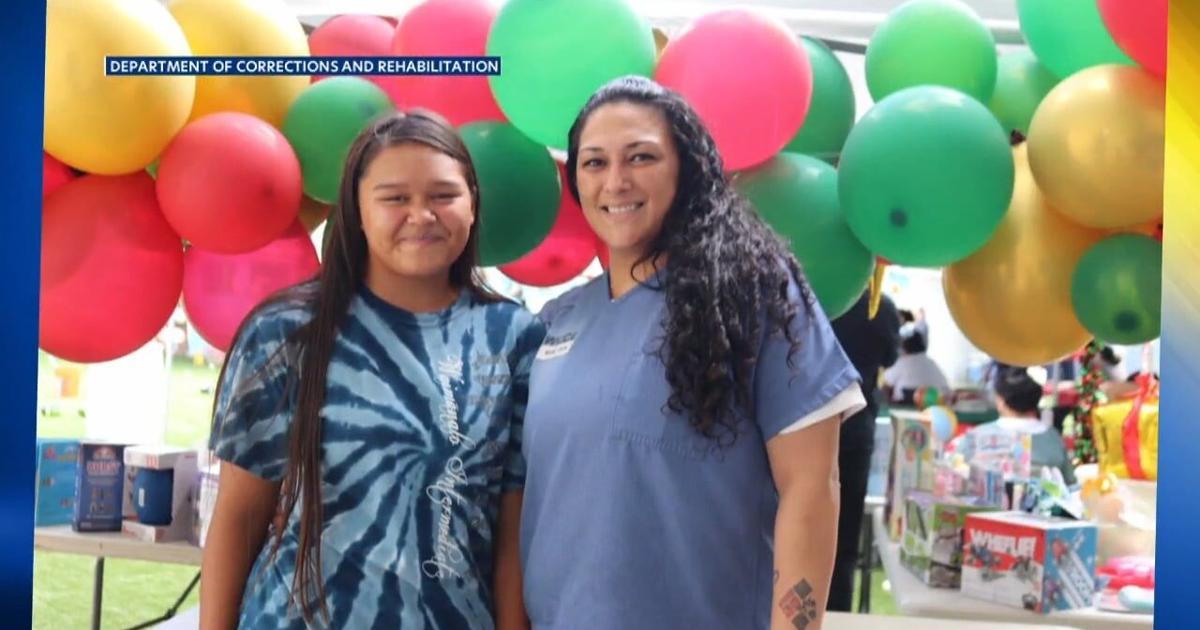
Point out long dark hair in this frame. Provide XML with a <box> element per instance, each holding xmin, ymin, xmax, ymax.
<box><xmin>565</xmin><ymin>76</ymin><xmax>814</xmax><ymax>444</ymax></box>
<box><xmin>212</xmin><ymin>110</ymin><xmax>499</xmax><ymax>623</ymax></box>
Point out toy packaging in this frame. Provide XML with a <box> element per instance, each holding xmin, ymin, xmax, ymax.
<box><xmin>962</xmin><ymin>511</ymin><xmax>1099</xmax><ymax>614</ymax></box>
<box><xmin>35</xmin><ymin>438</ymin><xmax>80</xmax><ymax>526</ymax></box>
<box><xmin>900</xmin><ymin>491</ymin><xmax>1001</xmax><ymax>588</ymax></box>
<box><xmin>73</xmin><ymin>442</ymin><xmax>130</xmax><ymax>532</ymax></box>
<box><xmin>121</xmin><ymin>446</ymin><xmax>199</xmax><ymax>543</ymax></box>
<box><xmin>886</xmin><ymin>411</ymin><xmax>935</xmax><ymax>540</ymax></box>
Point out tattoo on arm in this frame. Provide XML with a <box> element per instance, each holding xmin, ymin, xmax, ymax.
<box><xmin>778</xmin><ymin>579</ymin><xmax>818</xmax><ymax>630</ymax></box>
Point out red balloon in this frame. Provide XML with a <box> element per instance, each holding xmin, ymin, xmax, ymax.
<box><xmin>157</xmin><ymin>112</ymin><xmax>302</xmax><ymax>254</ymax></box>
<box><xmin>43</xmin><ymin>152</ymin><xmax>76</xmax><ymax>197</ymax></box>
<box><xmin>500</xmin><ymin>164</ymin><xmax>597</xmax><ymax>286</ymax></box>
<box><xmin>385</xmin><ymin>0</ymin><xmax>505</xmax><ymax>125</ymax></box>
<box><xmin>183</xmin><ymin>221</ymin><xmax>319</xmax><ymax>351</ymax></box>
<box><xmin>308</xmin><ymin>14</ymin><xmax>396</xmax><ymax>93</ymax></box>
<box><xmin>1098</xmin><ymin>0</ymin><xmax>1167</xmax><ymax>79</ymax></box>
<box><xmin>41</xmin><ymin>173</ymin><xmax>183</xmax><ymax>363</ymax></box>
<box><xmin>655</xmin><ymin>10</ymin><xmax>812</xmax><ymax>171</ymax></box>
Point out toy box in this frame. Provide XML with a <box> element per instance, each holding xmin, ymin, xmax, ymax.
<box><xmin>885</xmin><ymin>411</ymin><xmax>935</xmax><ymax>540</ymax></box>
<box><xmin>121</xmin><ymin>446</ymin><xmax>199</xmax><ymax>543</ymax></box>
<box><xmin>73</xmin><ymin>442</ymin><xmax>130</xmax><ymax>532</ymax></box>
<box><xmin>34</xmin><ymin>439</ymin><xmax>80</xmax><ymax>526</ymax></box>
<box><xmin>962</xmin><ymin>511</ymin><xmax>1098</xmax><ymax>614</ymax></box>
<box><xmin>900</xmin><ymin>491</ymin><xmax>1001</xmax><ymax>588</ymax></box>
<box><xmin>192</xmin><ymin>460</ymin><xmax>220</xmax><ymax>547</ymax></box>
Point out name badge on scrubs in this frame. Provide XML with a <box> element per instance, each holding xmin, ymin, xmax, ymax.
<box><xmin>536</xmin><ymin>333</ymin><xmax>576</xmax><ymax>360</ymax></box>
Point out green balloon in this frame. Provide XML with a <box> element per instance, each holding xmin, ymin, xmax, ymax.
<box><xmin>459</xmin><ymin>122</ymin><xmax>560</xmax><ymax>267</ymax></box>
<box><xmin>865</xmin><ymin>0</ymin><xmax>998</xmax><ymax>103</ymax></box>
<box><xmin>838</xmin><ymin>86</ymin><xmax>1014</xmax><ymax>268</ymax></box>
<box><xmin>146</xmin><ymin>159</ymin><xmax>159</xmax><ymax>179</ymax></box>
<box><xmin>784</xmin><ymin>38</ymin><xmax>856</xmax><ymax>162</ymax></box>
<box><xmin>988</xmin><ymin>50</ymin><xmax>1060</xmax><ymax>137</ymax></box>
<box><xmin>487</xmin><ymin>0</ymin><xmax>656</xmax><ymax>150</ymax></box>
<box><xmin>1017</xmin><ymin>0</ymin><xmax>1133</xmax><ymax>79</ymax></box>
<box><xmin>736</xmin><ymin>153</ymin><xmax>873</xmax><ymax>318</ymax></box>
<box><xmin>1071</xmin><ymin>234</ymin><xmax>1162</xmax><ymax>345</ymax></box>
<box><xmin>282</xmin><ymin>77</ymin><xmax>394</xmax><ymax>204</ymax></box>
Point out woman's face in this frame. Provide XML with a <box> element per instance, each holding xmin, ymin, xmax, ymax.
<box><xmin>574</xmin><ymin>102</ymin><xmax>680</xmax><ymax>260</ymax></box>
<box><xmin>357</xmin><ymin>142</ymin><xmax>475</xmax><ymax>284</ymax></box>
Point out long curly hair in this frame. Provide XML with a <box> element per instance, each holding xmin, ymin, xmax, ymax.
<box><xmin>564</xmin><ymin>75</ymin><xmax>815</xmax><ymax>444</ymax></box>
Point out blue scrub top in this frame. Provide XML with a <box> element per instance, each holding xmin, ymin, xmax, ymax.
<box><xmin>211</xmin><ymin>285</ymin><xmax>544</xmax><ymax>629</ymax></box>
<box><xmin>520</xmin><ymin>271</ymin><xmax>860</xmax><ymax>630</ymax></box>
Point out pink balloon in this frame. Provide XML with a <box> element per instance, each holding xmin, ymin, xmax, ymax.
<box><xmin>655</xmin><ymin>10</ymin><xmax>812</xmax><ymax>171</ymax></box>
<box><xmin>308</xmin><ymin>14</ymin><xmax>397</xmax><ymax>92</ymax></box>
<box><xmin>384</xmin><ymin>0</ymin><xmax>505</xmax><ymax>125</ymax></box>
<box><xmin>183</xmin><ymin>221</ymin><xmax>319</xmax><ymax>352</ymax></box>
<box><xmin>1098</xmin><ymin>0</ymin><xmax>1167</xmax><ymax>78</ymax></box>
<box><xmin>500</xmin><ymin>163</ymin><xmax>597</xmax><ymax>287</ymax></box>
<box><xmin>43</xmin><ymin>152</ymin><xmax>76</xmax><ymax>197</ymax></box>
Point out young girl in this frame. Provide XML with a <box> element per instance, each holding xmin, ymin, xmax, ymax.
<box><xmin>199</xmin><ymin>111</ymin><xmax>542</xmax><ymax>629</ymax></box>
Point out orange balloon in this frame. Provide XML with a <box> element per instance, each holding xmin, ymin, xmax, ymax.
<box><xmin>944</xmin><ymin>145</ymin><xmax>1106</xmax><ymax>366</ymax></box>
<box><xmin>299</xmin><ymin>195</ymin><xmax>331</xmax><ymax>233</ymax></box>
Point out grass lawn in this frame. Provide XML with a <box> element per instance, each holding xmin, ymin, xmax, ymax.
<box><xmin>32</xmin><ymin>351</ymin><xmax>898</xmax><ymax>627</ymax></box>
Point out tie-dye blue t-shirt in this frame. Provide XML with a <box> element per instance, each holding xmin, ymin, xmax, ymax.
<box><xmin>210</xmin><ymin>284</ymin><xmax>544</xmax><ymax>629</ymax></box>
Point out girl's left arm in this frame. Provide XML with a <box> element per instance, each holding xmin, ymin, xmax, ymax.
<box><xmin>493</xmin><ymin>490</ymin><xmax>528</xmax><ymax>630</ymax></box>
<box><xmin>766</xmin><ymin>417</ymin><xmax>841</xmax><ymax>630</ymax></box>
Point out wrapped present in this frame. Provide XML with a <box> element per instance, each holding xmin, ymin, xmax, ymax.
<box><xmin>1092</xmin><ymin>374</ymin><xmax>1158</xmax><ymax>480</ymax></box>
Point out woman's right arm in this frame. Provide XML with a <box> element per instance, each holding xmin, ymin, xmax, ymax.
<box><xmin>200</xmin><ymin>461</ymin><xmax>281</xmax><ymax>630</ymax></box>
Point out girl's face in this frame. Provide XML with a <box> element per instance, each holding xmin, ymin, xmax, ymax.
<box><xmin>357</xmin><ymin>143</ymin><xmax>475</xmax><ymax>285</ymax></box>
<box><xmin>574</xmin><ymin>102</ymin><xmax>680</xmax><ymax>261</ymax></box>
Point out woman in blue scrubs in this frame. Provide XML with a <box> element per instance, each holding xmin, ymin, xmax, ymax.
<box><xmin>520</xmin><ymin>76</ymin><xmax>864</xmax><ymax>630</ymax></box>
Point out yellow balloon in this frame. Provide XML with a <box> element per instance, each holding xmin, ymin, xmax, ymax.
<box><xmin>169</xmin><ymin>0</ymin><xmax>309</xmax><ymax>128</ymax></box>
<box><xmin>653</xmin><ymin>27</ymin><xmax>669</xmax><ymax>60</ymax></box>
<box><xmin>1027</xmin><ymin>64</ymin><xmax>1164</xmax><ymax>230</ymax></box>
<box><xmin>944</xmin><ymin>145</ymin><xmax>1105</xmax><ymax>367</ymax></box>
<box><xmin>45</xmin><ymin>0</ymin><xmax>195</xmax><ymax>175</ymax></box>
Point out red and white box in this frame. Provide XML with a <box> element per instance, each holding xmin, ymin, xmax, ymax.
<box><xmin>961</xmin><ymin>511</ymin><xmax>1099</xmax><ymax>614</ymax></box>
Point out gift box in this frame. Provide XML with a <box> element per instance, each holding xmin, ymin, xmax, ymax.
<box><xmin>962</xmin><ymin>511</ymin><xmax>1098</xmax><ymax>614</ymax></box>
<box><xmin>900</xmin><ymin>491</ymin><xmax>1001</xmax><ymax>588</ymax></box>
<box><xmin>886</xmin><ymin>411</ymin><xmax>935</xmax><ymax>540</ymax></box>
<box><xmin>1092</xmin><ymin>376</ymin><xmax>1158</xmax><ymax>480</ymax></box>
<box><xmin>193</xmin><ymin>460</ymin><xmax>220</xmax><ymax>547</ymax></box>
<box><xmin>121</xmin><ymin>446</ymin><xmax>199</xmax><ymax>543</ymax></box>
<box><xmin>35</xmin><ymin>439</ymin><xmax>80</xmax><ymax>526</ymax></box>
<box><xmin>73</xmin><ymin>442</ymin><xmax>131</xmax><ymax>532</ymax></box>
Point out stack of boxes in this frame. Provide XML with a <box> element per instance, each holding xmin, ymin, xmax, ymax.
<box><xmin>887</xmin><ymin>408</ymin><xmax>1101</xmax><ymax>615</ymax></box>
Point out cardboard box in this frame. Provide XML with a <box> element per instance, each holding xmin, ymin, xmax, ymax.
<box><xmin>886</xmin><ymin>410</ymin><xmax>935</xmax><ymax>540</ymax></box>
<box><xmin>121</xmin><ymin>446</ymin><xmax>199</xmax><ymax>543</ymax></box>
<box><xmin>35</xmin><ymin>439</ymin><xmax>80</xmax><ymax>526</ymax></box>
<box><xmin>73</xmin><ymin>442</ymin><xmax>130</xmax><ymax>532</ymax></box>
<box><xmin>900</xmin><ymin>491</ymin><xmax>1001</xmax><ymax>588</ymax></box>
<box><xmin>962</xmin><ymin>511</ymin><xmax>1099</xmax><ymax>613</ymax></box>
